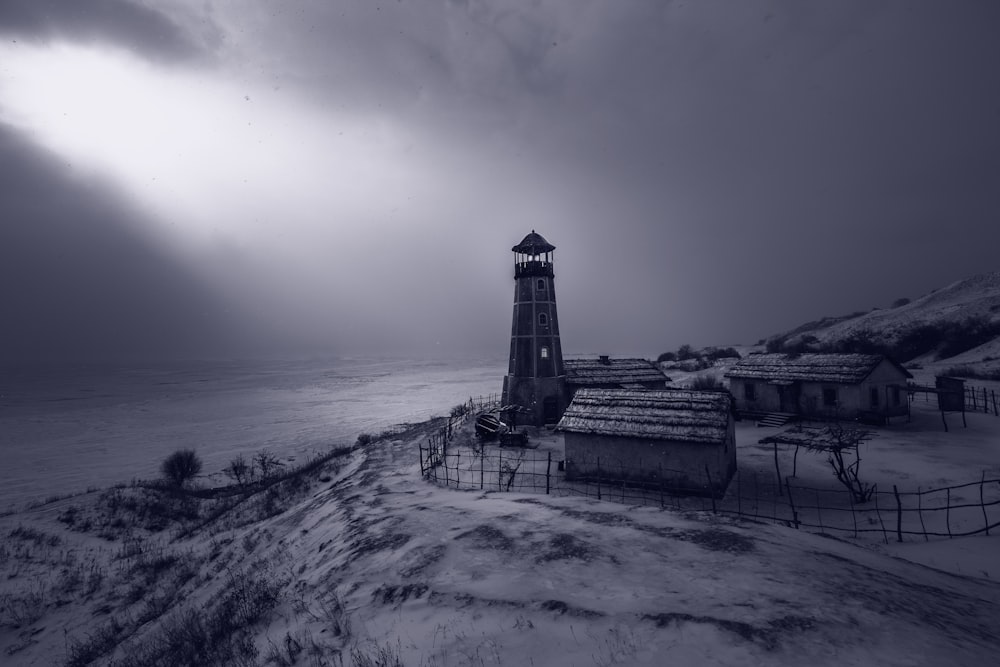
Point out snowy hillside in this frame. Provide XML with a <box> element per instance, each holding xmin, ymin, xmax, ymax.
<box><xmin>768</xmin><ymin>271</ymin><xmax>1000</xmax><ymax>368</ymax></box>
<box><xmin>3</xmin><ymin>409</ymin><xmax>1000</xmax><ymax>666</ymax></box>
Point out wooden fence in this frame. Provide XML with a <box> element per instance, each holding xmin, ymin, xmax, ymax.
<box><xmin>964</xmin><ymin>384</ymin><xmax>1000</xmax><ymax>416</ymax></box>
<box><xmin>419</xmin><ymin>443</ymin><xmax>1000</xmax><ymax>544</ymax></box>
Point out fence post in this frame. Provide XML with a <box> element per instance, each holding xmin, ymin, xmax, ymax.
<box><xmin>893</xmin><ymin>484</ymin><xmax>903</xmax><ymax>543</ymax></box>
<box><xmin>419</xmin><ymin>445</ymin><xmax>424</xmax><ymax>476</ymax></box>
<box><xmin>736</xmin><ymin>468</ymin><xmax>742</xmax><ymax>516</ymax></box>
<box><xmin>773</xmin><ymin>442</ymin><xmax>784</xmax><ymax>496</ymax></box>
<box><xmin>981</xmin><ymin>471</ymin><xmax>990</xmax><ymax>536</ymax></box>
<box><xmin>443</xmin><ymin>450</ymin><xmax>450</xmax><ymax>487</ymax></box>
<box><xmin>916</xmin><ymin>487</ymin><xmax>928</xmax><ymax>541</ymax></box>
<box><xmin>705</xmin><ymin>465</ymin><xmax>716</xmax><ymax>514</ymax></box>
<box><xmin>993</xmin><ymin>390</ymin><xmax>998</xmax><ymax>416</ymax></box>
<box><xmin>479</xmin><ymin>447</ymin><xmax>484</xmax><ymax>490</ymax></box>
<box><xmin>498</xmin><ymin>448</ymin><xmax>503</xmax><ymax>492</ymax></box>
<box><xmin>946</xmin><ymin>487</ymin><xmax>952</xmax><ymax>537</ymax></box>
<box><xmin>620</xmin><ymin>462</ymin><xmax>626</xmax><ymax>503</ymax></box>
<box><xmin>874</xmin><ymin>488</ymin><xmax>888</xmax><ymax>544</ymax></box>
<box><xmin>659</xmin><ymin>464</ymin><xmax>665</xmax><ymax>509</ymax></box>
<box><xmin>984</xmin><ymin>388</ymin><xmax>989</xmax><ymax>414</ymax></box>
<box><xmin>546</xmin><ymin>452</ymin><xmax>551</xmax><ymax>495</ymax></box>
<box><xmin>785</xmin><ymin>478</ymin><xmax>798</xmax><ymax>528</ymax></box>
<box><xmin>814</xmin><ymin>489</ymin><xmax>823</xmax><ymax>532</ymax></box>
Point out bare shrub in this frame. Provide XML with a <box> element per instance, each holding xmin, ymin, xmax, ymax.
<box><xmin>254</xmin><ymin>450</ymin><xmax>284</xmax><ymax>479</ymax></box>
<box><xmin>351</xmin><ymin>639</ymin><xmax>403</xmax><ymax>667</ymax></box>
<box><xmin>161</xmin><ymin>449</ymin><xmax>202</xmax><ymax>488</ymax></box>
<box><xmin>223</xmin><ymin>455</ymin><xmax>252</xmax><ymax>486</ymax></box>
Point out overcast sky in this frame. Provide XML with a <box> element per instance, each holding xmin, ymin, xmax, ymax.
<box><xmin>1</xmin><ymin>0</ymin><xmax>998</xmax><ymax>363</ymax></box>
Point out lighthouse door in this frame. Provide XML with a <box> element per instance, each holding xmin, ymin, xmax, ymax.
<box><xmin>543</xmin><ymin>397</ymin><xmax>559</xmax><ymax>424</ymax></box>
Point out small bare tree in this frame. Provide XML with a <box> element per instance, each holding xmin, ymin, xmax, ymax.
<box><xmin>805</xmin><ymin>422</ymin><xmax>874</xmax><ymax>504</ymax></box>
<box><xmin>161</xmin><ymin>449</ymin><xmax>202</xmax><ymax>488</ymax></box>
<box><xmin>254</xmin><ymin>450</ymin><xmax>284</xmax><ymax>480</ymax></box>
<box><xmin>224</xmin><ymin>454</ymin><xmax>252</xmax><ymax>486</ymax></box>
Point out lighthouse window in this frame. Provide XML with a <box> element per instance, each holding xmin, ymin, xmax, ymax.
<box><xmin>538</xmin><ymin>313</ymin><xmax>548</xmax><ymax>326</ymax></box>
<box><xmin>536</xmin><ymin>279</ymin><xmax>545</xmax><ymax>291</ymax></box>
<box><xmin>541</xmin><ymin>346</ymin><xmax>550</xmax><ymax>359</ymax></box>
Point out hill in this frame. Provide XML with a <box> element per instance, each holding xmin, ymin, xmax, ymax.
<box><xmin>3</xmin><ymin>416</ymin><xmax>999</xmax><ymax>666</ymax></box>
<box><xmin>765</xmin><ymin>271</ymin><xmax>1000</xmax><ymax>373</ymax></box>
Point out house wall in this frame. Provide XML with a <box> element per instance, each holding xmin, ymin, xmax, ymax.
<box><xmin>857</xmin><ymin>359</ymin><xmax>909</xmax><ymax>418</ymax></box>
<box><xmin>731</xmin><ymin>360</ymin><xmax>909</xmax><ymax>421</ymax></box>
<box><xmin>563</xmin><ymin>426</ymin><xmax>736</xmax><ymax>495</ymax></box>
<box><xmin>729</xmin><ymin>378</ymin><xmax>783</xmax><ymax>414</ymax></box>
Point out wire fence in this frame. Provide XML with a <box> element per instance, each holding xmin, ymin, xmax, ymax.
<box><xmin>419</xmin><ymin>433</ymin><xmax>1000</xmax><ymax>544</ymax></box>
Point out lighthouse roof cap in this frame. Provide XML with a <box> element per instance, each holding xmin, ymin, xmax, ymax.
<box><xmin>512</xmin><ymin>230</ymin><xmax>555</xmax><ymax>254</ymax></box>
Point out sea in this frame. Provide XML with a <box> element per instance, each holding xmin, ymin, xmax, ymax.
<box><xmin>0</xmin><ymin>356</ymin><xmax>506</xmax><ymax>511</ymax></box>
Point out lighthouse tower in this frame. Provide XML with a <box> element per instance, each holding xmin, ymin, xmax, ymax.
<box><xmin>501</xmin><ymin>231</ymin><xmax>567</xmax><ymax>426</ymax></box>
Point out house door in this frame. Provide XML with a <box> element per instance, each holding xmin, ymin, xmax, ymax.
<box><xmin>778</xmin><ymin>384</ymin><xmax>799</xmax><ymax>413</ymax></box>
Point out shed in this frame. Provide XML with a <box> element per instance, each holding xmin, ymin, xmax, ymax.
<box><xmin>724</xmin><ymin>353</ymin><xmax>912</xmax><ymax>423</ymax></box>
<box><xmin>556</xmin><ymin>388</ymin><xmax>736</xmax><ymax>496</ymax></box>
<box><xmin>564</xmin><ymin>356</ymin><xmax>668</xmax><ymax>399</ymax></box>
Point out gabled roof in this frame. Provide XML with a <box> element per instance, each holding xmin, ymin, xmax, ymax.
<box><xmin>724</xmin><ymin>353</ymin><xmax>912</xmax><ymax>384</ymax></box>
<box><xmin>556</xmin><ymin>388</ymin><xmax>731</xmax><ymax>444</ymax></box>
<box><xmin>564</xmin><ymin>358</ymin><xmax>667</xmax><ymax>387</ymax></box>
<box><xmin>512</xmin><ymin>230</ymin><xmax>555</xmax><ymax>254</ymax></box>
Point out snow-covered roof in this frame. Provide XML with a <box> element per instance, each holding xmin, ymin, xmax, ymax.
<box><xmin>564</xmin><ymin>358</ymin><xmax>668</xmax><ymax>387</ymax></box>
<box><xmin>556</xmin><ymin>388</ymin><xmax>731</xmax><ymax>444</ymax></box>
<box><xmin>724</xmin><ymin>353</ymin><xmax>911</xmax><ymax>385</ymax></box>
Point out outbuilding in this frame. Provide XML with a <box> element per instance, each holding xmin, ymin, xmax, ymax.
<box><xmin>563</xmin><ymin>356</ymin><xmax>669</xmax><ymax>400</ymax></box>
<box><xmin>724</xmin><ymin>353</ymin><xmax>912</xmax><ymax>423</ymax></box>
<box><xmin>556</xmin><ymin>388</ymin><xmax>736</xmax><ymax>496</ymax></box>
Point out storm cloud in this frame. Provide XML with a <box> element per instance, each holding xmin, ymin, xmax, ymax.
<box><xmin>1</xmin><ymin>0</ymin><xmax>999</xmax><ymax>362</ymax></box>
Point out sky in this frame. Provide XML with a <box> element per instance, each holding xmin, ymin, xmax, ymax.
<box><xmin>1</xmin><ymin>0</ymin><xmax>999</xmax><ymax>363</ymax></box>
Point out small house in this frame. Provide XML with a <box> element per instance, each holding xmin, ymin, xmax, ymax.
<box><xmin>563</xmin><ymin>356</ymin><xmax>669</xmax><ymax>402</ymax></box>
<box><xmin>556</xmin><ymin>388</ymin><xmax>736</xmax><ymax>496</ymax></box>
<box><xmin>724</xmin><ymin>353</ymin><xmax>912</xmax><ymax>423</ymax></box>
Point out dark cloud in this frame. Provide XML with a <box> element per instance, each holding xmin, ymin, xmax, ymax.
<box><xmin>0</xmin><ymin>0</ymin><xmax>215</xmax><ymax>63</ymax></box>
<box><xmin>2</xmin><ymin>1</ymin><xmax>999</xmax><ymax>359</ymax></box>
<box><xmin>0</xmin><ymin>123</ymin><xmax>255</xmax><ymax>363</ymax></box>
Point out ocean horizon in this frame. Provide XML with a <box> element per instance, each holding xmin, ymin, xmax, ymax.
<box><xmin>0</xmin><ymin>356</ymin><xmax>507</xmax><ymax>511</ymax></box>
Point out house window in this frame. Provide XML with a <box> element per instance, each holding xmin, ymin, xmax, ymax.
<box><xmin>822</xmin><ymin>387</ymin><xmax>838</xmax><ymax>407</ymax></box>
<box><xmin>540</xmin><ymin>346</ymin><xmax>550</xmax><ymax>359</ymax></box>
<box><xmin>891</xmin><ymin>386</ymin><xmax>901</xmax><ymax>406</ymax></box>
<box><xmin>870</xmin><ymin>387</ymin><xmax>879</xmax><ymax>408</ymax></box>
<box><xmin>744</xmin><ymin>383</ymin><xmax>756</xmax><ymax>401</ymax></box>
<box><xmin>536</xmin><ymin>278</ymin><xmax>546</xmax><ymax>291</ymax></box>
<box><xmin>538</xmin><ymin>312</ymin><xmax>548</xmax><ymax>327</ymax></box>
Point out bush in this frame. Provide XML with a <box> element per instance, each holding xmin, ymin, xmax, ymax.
<box><xmin>356</xmin><ymin>433</ymin><xmax>375</xmax><ymax>446</ymax></box>
<box><xmin>161</xmin><ymin>450</ymin><xmax>202</xmax><ymax>488</ymax></box>
<box><xmin>656</xmin><ymin>351</ymin><xmax>677</xmax><ymax>363</ymax></box>
<box><xmin>704</xmin><ymin>347</ymin><xmax>741</xmax><ymax>361</ymax></box>
<box><xmin>450</xmin><ymin>403</ymin><xmax>469</xmax><ymax>418</ymax></box>
<box><xmin>676</xmin><ymin>344</ymin><xmax>698</xmax><ymax>361</ymax></box>
<box><xmin>689</xmin><ymin>375</ymin><xmax>725</xmax><ymax>391</ymax></box>
<box><xmin>891</xmin><ymin>297</ymin><xmax>911</xmax><ymax>308</ymax></box>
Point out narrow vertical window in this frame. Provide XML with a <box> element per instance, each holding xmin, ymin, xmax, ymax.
<box><xmin>540</xmin><ymin>346</ymin><xmax>550</xmax><ymax>359</ymax></box>
<box><xmin>536</xmin><ymin>278</ymin><xmax>545</xmax><ymax>291</ymax></box>
<box><xmin>744</xmin><ymin>383</ymin><xmax>756</xmax><ymax>401</ymax></box>
<box><xmin>538</xmin><ymin>312</ymin><xmax>548</xmax><ymax>327</ymax></box>
<box><xmin>870</xmin><ymin>387</ymin><xmax>879</xmax><ymax>407</ymax></box>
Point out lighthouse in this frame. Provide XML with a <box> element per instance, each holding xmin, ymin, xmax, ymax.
<box><xmin>501</xmin><ymin>231</ymin><xmax>567</xmax><ymax>426</ymax></box>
